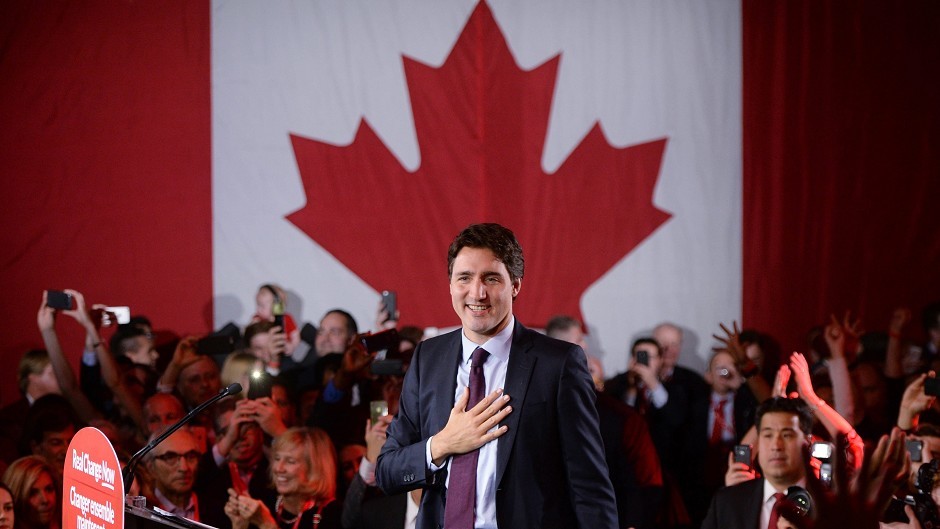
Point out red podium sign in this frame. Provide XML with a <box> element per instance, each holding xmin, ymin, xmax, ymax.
<box><xmin>63</xmin><ymin>427</ymin><xmax>124</xmax><ymax>529</ymax></box>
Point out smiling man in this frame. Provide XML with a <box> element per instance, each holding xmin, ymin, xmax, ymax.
<box><xmin>376</xmin><ymin>223</ymin><xmax>617</xmax><ymax>529</ymax></box>
<box><xmin>701</xmin><ymin>397</ymin><xmax>813</xmax><ymax>529</ymax></box>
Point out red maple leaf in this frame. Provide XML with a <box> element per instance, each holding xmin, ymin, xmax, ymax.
<box><xmin>287</xmin><ymin>1</ymin><xmax>671</xmax><ymax>329</ymax></box>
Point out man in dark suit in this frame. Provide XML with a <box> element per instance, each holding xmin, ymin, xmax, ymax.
<box><xmin>376</xmin><ymin>223</ymin><xmax>618</xmax><ymax>529</ymax></box>
<box><xmin>701</xmin><ymin>397</ymin><xmax>813</xmax><ymax>529</ymax></box>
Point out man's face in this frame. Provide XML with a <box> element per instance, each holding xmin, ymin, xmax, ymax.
<box><xmin>148</xmin><ymin>431</ymin><xmax>200</xmax><ymax>497</ymax></box>
<box><xmin>449</xmin><ymin>246</ymin><xmax>520</xmax><ymax>345</ymax></box>
<box><xmin>33</xmin><ymin>424</ymin><xmax>75</xmax><ymax>470</ymax></box>
<box><xmin>29</xmin><ymin>363</ymin><xmax>61</xmax><ymax>399</ymax></box>
<box><xmin>757</xmin><ymin>411</ymin><xmax>808</xmax><ymax>488</ymax></box>
<box><xmin>221</xmin><ymin>413</ymin><xmax>263</xmax><ymax>468</ymax></box>
<box><xmin>144</xmin><ymin>394</ymin><xmax>185</xmax><ymax>434</ymax></box>
<box><xmin>706</xmin><ymin>352</ymin><xmax>742</xmax><ymax>395</ymax></box>
<box><xmin>177</xmin><ymin>356</ymin><xmax>221</xmax><ymax>408</ymax></box>
<box><xmin>316</xmin><ymin>312</ymin><xmax>353</xmax><ymax>355</ymax></box>
<box><xmin>653</xmin><ymin>325</ymin><xmax>682</xmax><ymax>371</ymax></box>
<box><xmin>249</xmin><ymin>333</ymin><xmax>273</xmax><ymax>363</ymax></box>
<box><xmin>271</xmin><ymin>385</ymin><xmax>295</xmax><ymax>428</ymax></box>
<box><xmin>125</xmin><ymin>336</ymin><xmax>158</xmax><ymax>368</ymax></box>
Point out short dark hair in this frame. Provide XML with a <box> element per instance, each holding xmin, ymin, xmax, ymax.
<box><xmin>245</xmin><ymin>320</ymin><xmax>276</xmax><ymax>344</ymax></box>
<box><xmin>109</xmin><ymin>326</ymin><xmax>149</xmax><ymax>358</ymax></box>
<box><xmin>755</xmin><ymin>397</ymin><xmax>814</xmax><ymax>437</ymax></box>
<box><xmin>545</xmin><ymin>315</ymin><xmax>581</xmax><ymax>338</ymax></box>
<box><xmin>631</xmin><ymin>337</ymin><xmax>662</xmax><ymax>358</ymax></box>
<box><xmin>447</xmin><ymin>223</ymin><xmax>524</xmax><ymax>281</ymax></box>
<box><xmin>323</xmin><ymin>309</ymin><xmax>358</xmax><ymax>336</ymax></box>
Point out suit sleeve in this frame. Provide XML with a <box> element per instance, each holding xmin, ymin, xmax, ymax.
<box><xmin>375</xmin><ymin>342</ymin><xmax>444</xmax><ymax>495</ymax></box>
<box><xmin>558</xmin><ymin>345</ymin><xmax>620</xmax><ymax>529</ymax></box>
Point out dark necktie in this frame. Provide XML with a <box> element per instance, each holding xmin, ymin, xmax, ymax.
<box><xmin>767</xmin><ymin>492</ymin><xmax>786</xmax><ymax>529</ymax></box>
<box><xmin>444</xmin><ymin>347</ymin><xmax>490</xmax><ymax>529</ymax></box>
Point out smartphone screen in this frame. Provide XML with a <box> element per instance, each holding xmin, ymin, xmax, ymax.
<box><xmin>370</xmin><ymin>400</ymin><xmax>389</xmax><ymax>424</ymax></box>
<box><xmin>247</xmin><ymin>371</ymin><xmax>273</xmax><ymax>400</ymax></box>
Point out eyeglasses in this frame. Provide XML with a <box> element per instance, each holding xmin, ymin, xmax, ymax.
<box><xmin>153</xmin><ymin>451</ymin><xmax>200</xmax><ymax>465</ymax></box>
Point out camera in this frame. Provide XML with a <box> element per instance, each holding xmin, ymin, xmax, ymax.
<box><xmin>636</xmin><ymin>350</ymin><xmax>649</xmax><ymax>366</ymax></box>
<box><xmin>733</xmin><ymin>444</ymin><xmax>751</xmax><ymax>466</ymax></box>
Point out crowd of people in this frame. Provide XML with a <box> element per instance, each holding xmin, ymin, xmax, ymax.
<box><xmin>0</xmin><ymin>262</ymin><xmax>938</xmax><ymax>528</ymax></box>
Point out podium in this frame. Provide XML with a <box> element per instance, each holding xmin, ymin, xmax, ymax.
<box><xmin>125</xmin><ymin>505</ymin><xmax>217</xmax><ymax>529</ymax></box>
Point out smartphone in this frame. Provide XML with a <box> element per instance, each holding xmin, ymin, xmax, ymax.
<box><xmin>636</xmin><ymin>350</ymin><xmax>649</xmax><ymax>366</ymax></box>
<box><xmin>196</xmin><ymin>335</ymin><xmax>236</xmax><ymax>356</ymax></box>
<box><xmin>819</xmin><ymin>462</ymin><xmax>833</xmax><ymax>487</ymax></box>
<box><xmin>907</xmin><ymin>439</ymin><xmax>925</xmax><ymax>462</ymax></box>
<box><xmin>370</xmin><ymin>400</ymin><xmax>389</xmax><ymax>424</ymax></box>
<box><xmin>361</xmin><ymin>328</ymin><xmax>399</xmax><ymax>353</ymax></box>
<box><xmin>46</xmin><ymin>290</ymin><xmax>74</xmax><ymax>310</ymax></box>
<box><xmin>733</xmin><ymin>444</ymin><xmax>751</xmax><ymax>466</ymax></box>
<box><xmin>811</xmin><ymin>441</ymin><xmax>833</xmax><ymax>460</ymax></box>
<box><xmin>381</xmin><ymin>290</ymin><xmax>397</xmax><ymax>322</ymax></box>
<box><xmin>104</xmin><ymin>306</ymin><xmax>131</xmax><ymax>325</ymax></box>
<box><xmin>247</xmin><ymin>370</ymin><xmax>273</xmax><ymax>400</ymax></box>
<box><xmin>925</xmin><ymin>377</ymin><xmax>940</xmax><ymax>397</ymax></box>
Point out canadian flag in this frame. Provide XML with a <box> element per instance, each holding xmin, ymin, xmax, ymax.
<box><xmin>1</xmin><ymin>1</ymin><xmax>936</xmax><ymax>406</ymax></box>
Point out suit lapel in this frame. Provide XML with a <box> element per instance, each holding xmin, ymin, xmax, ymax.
<box><xmin>428</xmin><ymin>330</ymin><xmax>463</xmax><ymax>435</ymax></box>
<box><xmin>495</xmin><ymin>322</ymin><xmax>535</xmax><ymax>486</ymax></box>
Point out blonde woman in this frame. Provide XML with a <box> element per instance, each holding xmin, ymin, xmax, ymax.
<box><xmin>1</xmin><ymin>457</ymin><xmax>59</xmax><ymax>529</ymax></box>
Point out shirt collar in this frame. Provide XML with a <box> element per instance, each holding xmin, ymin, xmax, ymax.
<box><xmin>460</xmin><ymin>316</ymin><xmax>514</xmax><ymax>364</ymax></box>
<box><xmin>763</xmin><ymin>476</ymin><xmax>807</xmax><ymax>503</ymax></box>
<box><xmin>154</xmin><ymin>488</ymin><xmax>198</xmax><ymax>517</ymax></box>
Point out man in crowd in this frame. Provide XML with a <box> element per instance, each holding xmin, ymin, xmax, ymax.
<box><xmin>701</xmin><ymin>397</ymin><xmax>812</xmax><ymax>529</ymax></box>
<box><xmin>147</xmin><ymin>429</ymin><xmax>202</xmax><ymax>521</ymax></box>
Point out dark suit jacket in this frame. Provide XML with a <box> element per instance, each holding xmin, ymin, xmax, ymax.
<box><xmin>375</xmin><ymin>321</ymin><xmax>618</xmax><ymax>529</ymax></box>
<box><xmin>700</xmin><ymin>478</ymin><xmax>763</xmax><ymax>529</ymax></box>
<box><xmin>342</xmin><ymin>474</ymin><xmax>407</xmax><ymax>529</ymax></box>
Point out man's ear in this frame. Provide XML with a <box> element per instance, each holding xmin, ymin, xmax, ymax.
<box><xmin>511</xmin><ymin>278</ymin><xmax>522</xmax><ymax>299</ymax></box>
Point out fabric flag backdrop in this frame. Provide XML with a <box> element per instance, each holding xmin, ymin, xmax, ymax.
<box><xmin>1</xmin><ymin>0</ymin><xmax>937</xmax><ymax>407</ymax></box>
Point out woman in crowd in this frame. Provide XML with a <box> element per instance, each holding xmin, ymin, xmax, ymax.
<box><xmin>0</xmin><ymin>483</ymin><xmax>14</xmax><ymax>529</ymax></box>
<box><xmin>1</xmin><ymin>457</ymin><xmax>59</xmax><ymax>529</ymax></box>
<box><xmin>224</xmin><ymin>427</ymin><xmax>340</xmax><ymax>529</ymax></box>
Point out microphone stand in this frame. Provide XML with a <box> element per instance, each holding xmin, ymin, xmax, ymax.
<box><xmin>122</xmin><ymin>382</ymin><xmax>242</xmax><ymax>494</ymax></box>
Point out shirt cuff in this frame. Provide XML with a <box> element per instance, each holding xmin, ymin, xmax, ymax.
<box><xmin>426</xmin><ymin>437</ymin><xmax>447</xmax><ymax>472</ymax></box>
<box><xmin>82</xmin><ymin>351</ymin><xmax>98</xmax><ymax>366</ymax></box>
<box><xmin>649</xmin><ymin>384</ymin><xmax>669</xmax><ymax>408</ymax></box>
<box><xmin>358</xmin><ymin>457</ymin><xmax>376</xmax><ymax>486</ymax></box>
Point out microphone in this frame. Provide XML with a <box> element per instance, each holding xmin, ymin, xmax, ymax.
<box><xmin>122</xmin><ymin>382</ymin><xmax>242</xmax><ymax>494</ymax></box>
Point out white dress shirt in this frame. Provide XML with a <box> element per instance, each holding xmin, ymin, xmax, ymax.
<box><xmin>426</xmin><ymin>316</ymin><xmax>513</xmax><ymax>529</ymax></box>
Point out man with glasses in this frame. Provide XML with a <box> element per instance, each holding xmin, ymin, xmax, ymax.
<box><xmin>147</xmin><ymin>429</ymin><xmax>202</xmax><ymax>520</ymax></box>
